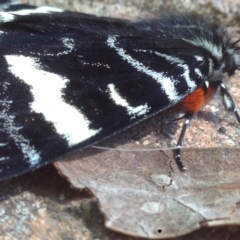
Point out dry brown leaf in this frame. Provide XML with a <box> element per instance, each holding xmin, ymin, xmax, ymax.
<box><xmin>55</xmin><ymin>145</ymin><xmax>240</xmax><ymax>239</ymax></box>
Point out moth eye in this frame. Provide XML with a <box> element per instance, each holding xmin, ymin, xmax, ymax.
<box><xmin>223</xmin><ymin>55</ymin><xmax>237</xmax><ymax>75</ymax></box>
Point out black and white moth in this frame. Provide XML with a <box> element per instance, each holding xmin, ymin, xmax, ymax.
<box><xmin>0</xmin><ymin>2</ymin><xmax>239</xmax><ymax>181</ymax></box>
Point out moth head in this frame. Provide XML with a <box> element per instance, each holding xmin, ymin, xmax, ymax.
<box><xmin>223</xmin><ymin>39</ymin><xmax>240</xmax><ymax>76</ymax></box>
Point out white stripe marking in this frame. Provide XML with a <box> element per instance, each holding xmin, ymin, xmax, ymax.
<box><xmin>19</xmin><ymin>140</ymin><xmax>41</xmax><ymax>166</ymax></box>
<box><xmin>8</xmin><ymin>6</ymin><xmax>63</xmax><ymax>15</ymax></box>
<box><xmin>107</xmin><ymin>35</ymin><xmax>184</xmax><ymax>103</ymax></box>
<box><xmin>220</xmin><ymin>83</ymin><xmax>226</xmax><ymax>89</ymax></box>
<box><xmin>0</xmin><ymin>7</ymin><xmax>63</xmax><ymax>22</ymax></box>
<box><xmin>195</xmin><ymin>68</ymin><xmax>203</xmax><ymax>78</ymax></box>
<box><xmin>0</xmin><ymin>157</ymin><xmax>9</xmax><ymax>162</ymax></box>
<box><xmin>223</xmin><ymin>95</ymin><xmax>233</xmax><ymax>109</ymax></box>
<box><xmin>5</xmin><ymin>55</ymin><xmax>101</xmax><ymax>146</ymax></box>
<box><xmin>204</xmin><ymin>80</ymin><xmax>209</xmax><ymax>88</ymax></box>
<box><xmin>183</xmin><ymin>37</ymin><xmax>223</xmax><ymax>60</ymax></box>
<box><xmin>0</xmin><ymin>12</ymin><xmax>14</xmax><ymax>22</ymax></box>
<box><xmin>194</xmin><ymin>55</ymin><xmax>203</xmax><ymax>61</ymax></box>
<box><xmin>220</xmin><ymin>83</ymin><xmax>233</xmax><ymax>110</ymax></box>
<box><xmin>57</xmin><ymin>38</ymin><xmax>75</xmax><ymax>56</ymax></box>
<box><xmin>208</xmin><ymin>58</ymin><xmax>214</xmax><ymax>74</ymax></box>
<box><xmin>0</xmin><ymin>102</ymin><xmax>41</xmax><ymax>167</ymax></box>
<box><xmin>108</xmin><ymin>84</ymin><xmax>150</xmax><ymax>119</ymax></box>
<box><xmin>154</xmin><ymin>52</ymin><xmax>197</xmax><ymax>89</ymax></box>
<box><xmin>0</xmin><ymin>81</ymin><xmax>40</xmax><ymax>166</ymax></box>
<box><xmin>30</xmin><ymin>38</ymin><xmax>75</xmax><ymax>57</ymax></box>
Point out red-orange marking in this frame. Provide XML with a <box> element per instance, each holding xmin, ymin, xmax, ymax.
<box><xmin>176</xmin><ymin>85</ymin><xmax>216</xmax><ymax>113</ymax></box>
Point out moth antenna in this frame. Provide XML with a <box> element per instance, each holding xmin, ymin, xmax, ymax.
<box><xmin>92</xmin><ymin>145</ymin><xmax>176</xmax><ymax>151</ymax></box>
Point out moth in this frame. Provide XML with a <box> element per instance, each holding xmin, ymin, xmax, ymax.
<box><xmin>0</xmin><ymin>2</ymin><xmax>239</xmax><ymax>181</ymax></box>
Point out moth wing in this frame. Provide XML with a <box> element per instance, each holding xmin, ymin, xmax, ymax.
<box><xmin>0</xmin><ymin>11</ymin><xmax>208</xmax><ymax>180</ymax></box>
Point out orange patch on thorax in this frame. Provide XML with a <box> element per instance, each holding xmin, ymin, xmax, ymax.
<box><xmin>175</xmin><ymin>85</ymin><xmax>216</xmax><ymax>113</ymax></box>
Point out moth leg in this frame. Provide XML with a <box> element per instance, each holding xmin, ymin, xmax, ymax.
<box><xmin>174</xmin><ymin>81</ymin><xmax>240</xmax><ymax>171</ymax></box>
<box><xmin>174</xmin><ymin>113</ymin><xmax>194</xmax><ymax>171</ymax></box>
<box><xmin>219</xmin><ymin>81</ymin><xmax>240</xmax><ymax>123</ymax></box>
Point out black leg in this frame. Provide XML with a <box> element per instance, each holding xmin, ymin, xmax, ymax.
<box><xmin>174</xmin><ymin>80</ymin><xmax>240</xmax><ymax>171</ymax></box>
<box><xmin>219</xmin><ymin>81</ymin><xmax>240</xmax><ymax>123</ymax></box>
<box><xmin>174</xmin><ymin>113</ymin><xmax>194</xmax><ymax>171</ymax></box>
